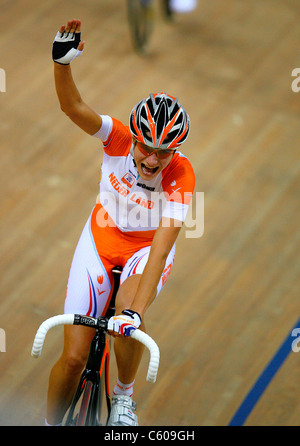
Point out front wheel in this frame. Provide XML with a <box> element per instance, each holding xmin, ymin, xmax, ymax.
<box><xmin>127</xmin><ymin>0</ymin><xmax>154</xmax><ymax>54</ymax></box>
<box><xmin>76</xmin><ymin>380</ymin><xmax>94</xmax><ymax>425</ymax></box>
<box><xmin>63</xmin><ymin>378</ymin><xmax>94</xmax><ymax>426</ymax></box>
<box><xmin>161</xmin><ymin>0</ymin><xmax>173</xmax><ymax>21</ymax></box>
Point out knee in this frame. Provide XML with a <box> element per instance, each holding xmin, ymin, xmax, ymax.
<box><xmin>61</xmin><ymin>349</ymin><xmax>89</xmax><ymax>375</ymax></box>
<box><xmin>115</xmin><ymin>291</ymin><xmax>132</xmax><ymax>314</ymax></box>
<box><xmin>115</xmin><ymin>275</ymin><xmax>141</xmax><ymax>313</ymax></box>
<box><xmin>115</xmin><ymin>295</ymin><xmax>131</xmax><ymax>314</ymax></box>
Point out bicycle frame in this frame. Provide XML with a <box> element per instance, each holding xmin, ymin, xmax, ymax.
<box><xmin>64</xmin><ymin>267</ymin><xmax>122</xmax><ymax>426</ymax></box>
<box><xmin>64</xmin><ymin>318</ymin><xmax>111</xmax><ymax>426</ymax></box>
<box><xmin>31</xmin><ymin>267</ymin><xmax>160</xmax><ymax>427</ymax></box>
<box><xmin>127</xmin><ymin>0</ymin><xmax>154</xmax><ymax>54</ymax></box>
<box><xmin>127</xmin><ymin>0</ymin><xmax>173</xmax><ymax>54</ymax></box>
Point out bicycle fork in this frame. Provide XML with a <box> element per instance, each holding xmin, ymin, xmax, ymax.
<box><xmin>65</xmin><ymin>329</ymin><xmax>111</xmax><ymax>426</ymax></box>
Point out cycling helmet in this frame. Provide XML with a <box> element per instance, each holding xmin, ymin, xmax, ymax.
<box><xmin>129</xmin><ymin>92</ymin><xmax>190</xmax><ymax>149</ymax></box>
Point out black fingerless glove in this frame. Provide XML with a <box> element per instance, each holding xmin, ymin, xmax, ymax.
<box><xmin>52</xmin><ymin>31</ymin><xmax>82</xmax><ymax>65</ymax></box>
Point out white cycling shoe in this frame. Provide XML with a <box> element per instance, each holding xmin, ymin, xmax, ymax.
<box><xmin>107</xmin><ymin>395</ymin><xmax>138</xmax><ymax>426</ymax></box>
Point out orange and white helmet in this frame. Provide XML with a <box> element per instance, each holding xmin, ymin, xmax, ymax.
<box><xmin>129</xmin><ymin>93</ymin><xmax>190</xmax><ymax>149</ymax></box>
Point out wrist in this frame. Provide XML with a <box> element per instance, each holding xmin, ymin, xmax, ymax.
<box><xmin>122</xmin><ymin>309</ymin><xmax>142</xmax><ymax>325</ymax></box>
<box><xmin>54</xmin><ymin>60</ymin><xmax>70</xmax><ymax>66</ymax></box>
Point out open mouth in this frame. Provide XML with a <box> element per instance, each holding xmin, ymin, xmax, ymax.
<box><xmin>141</xmin><ymin>163</ymin><xmax>159</xmax><ymax>176</ymax></box>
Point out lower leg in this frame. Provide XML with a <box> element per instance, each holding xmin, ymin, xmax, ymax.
<box><xmin>113</xmin><ymin>321</ymin><xmax>146</xmax><ymax>387</ymax></box>
<box><xmin>112</xmin><ymin>275</ymin><xmax>146</xmax><ymax>395</ymax></box>
<box><xmin>46</xmin><ymin>325</ymin><xmax>95</xmax><ymax>425</ymax></box>
<box><xmin>46</xmin><ymin>356</ymin><xmax>82</xmax><ymax>425</ymax></box>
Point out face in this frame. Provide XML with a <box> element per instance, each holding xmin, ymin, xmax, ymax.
<box><xmin>133</xmin><ymin>140</ymin><xmax>176</xmax><ymax>181</ymax></box>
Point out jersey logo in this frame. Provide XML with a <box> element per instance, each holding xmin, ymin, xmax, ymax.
<box><xmin>137</xmin><ymin>182</ymin><xmax>155</xmax><ymax>192</ymax></box>
<box><xmin>121</xmin><ymin>172</ymin><xmax>135</xmax><ymax>188</ymax></box>
<box><xmin>109</xmin><ymin>172</ymin><xmax>130</xmax><ymax>197</ymax></box>
<box><xmin>130</xmin><ymin>193</ymin><xmax>154</xmax><ymax>209</ymax></box>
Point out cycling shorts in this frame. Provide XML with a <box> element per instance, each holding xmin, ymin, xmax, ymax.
<box><xmin>64</xmin><ymin>204</ymin><xmax>175</xmax><ymax>318</ymax></box>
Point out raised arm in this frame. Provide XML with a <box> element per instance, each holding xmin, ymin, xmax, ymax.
<box><xmin>53</xmin><ymin>19</ymin><xmax>102</xmax><ymax>135</ymax></box>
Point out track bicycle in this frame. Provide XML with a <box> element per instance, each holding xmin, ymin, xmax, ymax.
<box><xmin>127</xmin><ymin>0</ymin><xmax>173</xmax><ymax>54</ymax></box>
<box><xmin>31</xmin><ymin>267</ymin><xmax>160</xmax><ymax>426</ymax></box>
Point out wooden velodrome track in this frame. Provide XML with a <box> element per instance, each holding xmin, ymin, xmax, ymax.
<box><xmin>0</xmin><ymin>0</ymin><xmax>299</xmax><ymax>427</ymax></box>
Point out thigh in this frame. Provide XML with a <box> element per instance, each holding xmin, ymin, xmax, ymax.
<box><xmin>114</xmin><ymin>274</ymin><xmax>141</xmax><ymax>314</ymax></box>
<box><xmin>64</xmin><ymin>216</ymin><xmax>114</xmax><ymax>318</ymax></box>
<box><xmin>119</xmin><ymin>243</ymin><xmax>176</xmax><ymax>301</ymax></box>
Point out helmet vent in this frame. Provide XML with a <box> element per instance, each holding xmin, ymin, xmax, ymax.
<box><xmin>129</xmin><ymin>92</ymin><xmax>190</xmax><ymax>149</ymax></box>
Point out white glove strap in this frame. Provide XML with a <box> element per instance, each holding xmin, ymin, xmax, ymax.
<box><xmin>56</xmin><ymin>48</ymin><xmax>82</xmax><ymax>65</ymax></box>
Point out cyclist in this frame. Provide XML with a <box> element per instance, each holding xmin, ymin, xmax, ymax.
<box><xmin>46</xmin><ymin>19</ymin><xmax>195</xmax><ymax>426</ymax></box>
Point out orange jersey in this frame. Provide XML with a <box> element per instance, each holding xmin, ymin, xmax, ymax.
<box><xmin>64</xmin><ymin>115</ymin><xmax>193</xmax><ymax>318</ymax></box>
<box><xmin>94</xmin><ymin>116</ymin><xmax>195</xmax><ymax>236</ymax></box>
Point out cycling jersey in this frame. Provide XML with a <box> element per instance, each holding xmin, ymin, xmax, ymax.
<box><xmin>64</xmin><ymin>115</ymin><xmax>195</xmax><ymax>318</ymax></box>
<box><xmin>93</xmin><ymin>115</ymin><xmax>195</xmax><ymax>236</ymax></box>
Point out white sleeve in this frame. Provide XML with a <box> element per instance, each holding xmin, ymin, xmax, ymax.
<box><xmin>92</xmin><ymin>115</ymin><xmax>113</xmax><ymax>141</ymax></box>
<box><xmin>162</xmin><ymin>201</ymin><xmax>189</xmax><ymax>222</ymax></box>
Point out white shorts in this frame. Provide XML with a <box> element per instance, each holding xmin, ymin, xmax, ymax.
<box><xmin>64</xmin><ymin>206</ymin><xmax>175</xmax><ymax>318</ymax></box>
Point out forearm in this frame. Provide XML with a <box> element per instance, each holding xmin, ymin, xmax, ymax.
<box><xmin>54</xmin><ymin>63</ymin><xmax>82</xmax><ymax>113</ymax></box>
<box><xmin>54</xmin><ymin>62</ymin><xmax>101</xmax><ymax>134</ymax></box>
<box><xmin>130</xmin><ymin>219</ymin><xmax>182</xmax><ymax>318</ymax></box>
<box><xmin>130</xmin><ymin>253</ymin><xmax>167</xmax><ymax>318</ymax></box>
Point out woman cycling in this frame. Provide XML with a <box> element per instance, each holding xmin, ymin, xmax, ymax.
<box><xmin>46</xmin><ymin>19</ymin><xmax>195</xmax><ymax>426</ymax></box>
